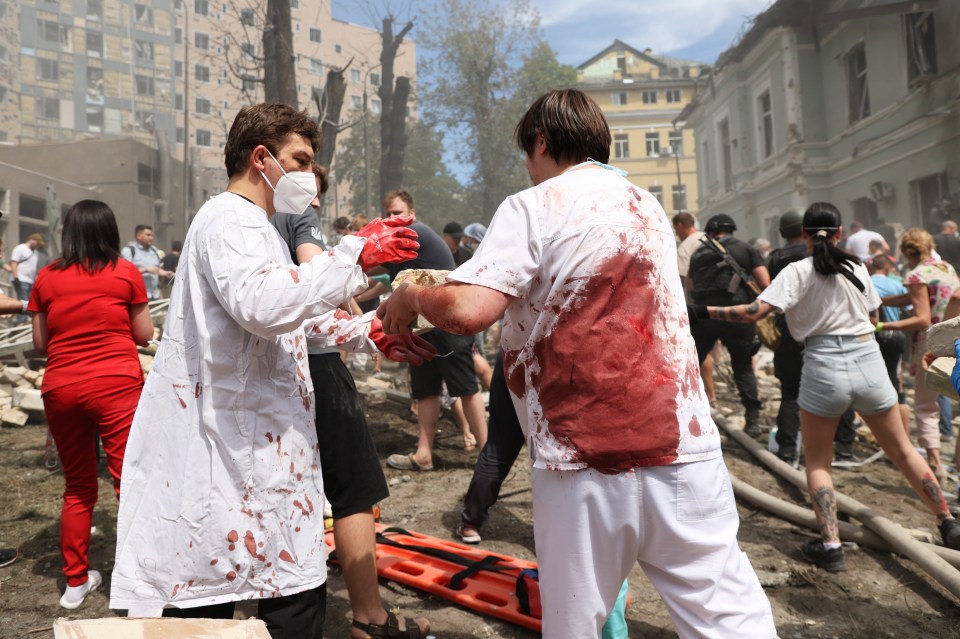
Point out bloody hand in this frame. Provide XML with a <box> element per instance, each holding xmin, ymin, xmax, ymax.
<box><xmin>355</xmin><ymin>216</ymin><xmax>419</xmax><ymax>271</ymax></box>
<box><xmin>376</xmin><ymin>283</ymin><xmax>422</xmax><ymax>335</ymax></box>
<box><xmin>369</xmin><ymin>317</ymin><xmax>436</xmax><ymax>365</ymax></box>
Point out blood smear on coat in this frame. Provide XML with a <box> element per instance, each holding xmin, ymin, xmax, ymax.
<box><xmin>244</xmin><ymin>531</ymin><xmax>258</xmax><ymax>558</ymax></box>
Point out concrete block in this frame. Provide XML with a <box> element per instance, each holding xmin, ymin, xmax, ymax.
<box><xmin>0</xmin><ymin>406</ymin><xmax>28</xmax><ymax>427</ymax></box>
<box><xmin>0</xmin><ymin>383</ymin><xmax>13</xmax><ymax>398</ymax></box>
<box><xmin>0</xmin><ymin>366</ymin><xmax>26</xmax><ymax>385</ymax></box>
<box><xmin>392</xmin><ymin>269</ymin><xmax>449</xmax><ymax>333</ymax></box>
<box><xmin>925</xmin><ymin>357</ymin><xmax>960</xmax><ymax>400</ymax></box>
<box><xmin>927</xmin><ymin>315</ymin><xmax>960</xmax><ymax>357</ymax></box>
<box><xmin>53</xmin><ymin>617</ymin><xmax>272</xmax><ymax>638</ymax></box>
<box><xmin>22</xmin><ymin>370</ymin><xmax>40</xmax><ymax>384</ymax></box>
<box><xmin>13</xmin><ymin>387</ymin><xmax>44</xmax><ymax>412</ymax></box>
<box><xmin>15</xmin><ymin>379</ymin><xmax>33</xmax><ymax>389</ymax></box>
<box><xmin>0</xmin><ymin>396</ymin><xmax>12</xmax><ymax>409</ymax></box>
<box><xmin>364</xmin><ymin>376</ymin><xmax>393</xmax><ymax>389</ymax></box>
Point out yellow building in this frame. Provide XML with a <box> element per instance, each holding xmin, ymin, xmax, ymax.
<box><xmin>577</xmin><ymin>40</ymin><xmax>706</xmax><ymax>216</ymax></box>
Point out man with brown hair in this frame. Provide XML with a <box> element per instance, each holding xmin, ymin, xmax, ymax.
<box><xmin>111</xmin><ymin>103</ymin><xmax>421</xmax><ymax>636</ymax></box>
<box><xmin>379</xmin><ymin>89</ymin><xmax>775</xmax><ymax>637</ymax></box>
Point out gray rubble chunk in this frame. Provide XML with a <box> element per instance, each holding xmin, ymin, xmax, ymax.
<box><xmin>925</xmin><ymin>357</ymin><xmax>960</xmax><ymax>400</ymax></box>
<box><xmin>927</xmin><ymin>315</ymin><xmax>960</xmax><ymax>357</ymax></box>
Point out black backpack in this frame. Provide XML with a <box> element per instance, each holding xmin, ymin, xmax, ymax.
<box><xmin>689</xmin><ymin>236</ymin><xmax>750</xmax><ymax>304</ymax></box>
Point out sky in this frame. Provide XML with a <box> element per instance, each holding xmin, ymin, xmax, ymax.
<box><xmin>332</xmin><ymin>0</ymin><xmax>776</xmax><ymax>67</ymax></box>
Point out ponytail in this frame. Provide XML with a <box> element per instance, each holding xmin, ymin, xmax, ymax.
<box><xmin>804</xmin><ymin>202</ymin><xmax>865</xmax><ymax>293</ymax></box>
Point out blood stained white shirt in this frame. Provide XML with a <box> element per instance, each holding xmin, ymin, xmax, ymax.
<box><xmin>111</xmin><ymin>192</ymin><xmax>368</xmax><ymax>611</ymax></box>
<box><xmin>449</xmin><ymin>167</ymin><xmax>719</xmax><ymax>472</ymax></box>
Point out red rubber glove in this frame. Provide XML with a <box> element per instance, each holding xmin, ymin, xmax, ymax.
<box><xmin>369</xmin><ymin>317</ymin><xmax>436</xmax><ymax>365</ymax></box>
<box><xmin>355</xmin><ymin>216</ymin><xmax>420</xmax><ymax>271</ymax></box>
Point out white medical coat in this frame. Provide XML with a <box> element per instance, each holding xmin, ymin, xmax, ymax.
<box><xmin>111</xmin><ymin>192</ymin><xmax>367</xmax><ymax>610</ymax></box>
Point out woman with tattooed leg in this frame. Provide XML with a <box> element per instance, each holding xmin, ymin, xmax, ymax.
<box><xmin>688</xmin><ymin>202</ymin><xmax>960</xmax><ymax>572</ymax></box>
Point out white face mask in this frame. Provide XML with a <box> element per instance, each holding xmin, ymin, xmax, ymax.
<box><xmin>258</xmin><ymin>149</ymin><xmax>318</xmax><ymax>215</ymax></box>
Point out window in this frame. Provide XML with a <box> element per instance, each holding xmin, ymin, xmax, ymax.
<box><xmin>371</xmin><ymin>98</ymin><xmax>381</xmax><ymax>114</ymax></box>
<box><xmin>86</xmin><ymin>105</ymin><xmax>104</xmax><ymax>131</ymax></box>
<box><xmin>665</xmin><ymin>89</ymin><xmax>681</xmax><ymax>103</ymax></box>
<box><xmin>645</xmin><ymin>132</ymin><xmax>660</xmax><ymax>156</ymax></box>
<box><xmin>370</xmin><ymin>72</ymin><xmax>380</xmax><ymax>86</ymax></box>
<box><xmin>758</xmin><ymin>90</ymin><xmax>774</xmax><ymax>158</ymax></box>
<box><xmin>310</xmin><ymin>58</ymin><xmax>323</xmax><ymax>74</ymax></box>
<box><xmin>616</xmin><ymin>54</ymin><xmax>626</xmax><ymax>74</ymax></box>
<box><xmin>39</xmin><ymin>96</ymin><xmax>60</xmax><ymax>120</ymax></box>
<box><xmin>649</xmin><ymin>185</ymin><xmax>663</xmax><ymax>205</ymax></box>
<box><xmin>290</xmin><ymin>0</ymin><xmax>299</xmax><ymax>7</ymax></box>
<box><xmin>701</xmin><ymin>140</ymin><xmax>710</xmax><ymax>180</ymax></box>
<box><xmin>87</xmin><ymin>0</ymin><xmax>103</xmax><ymax>19</ymax></box>
<box><xmin>240</xmin><ymin>9</ymin><xmax>256</xmax><ymax>26</ymax></box>
<box><xmin>86</xmin><ymin>66</ymin><xmax>103</xmax><ymax>98</ymax></box>
<box><xmin>175</xmin><ymin>93</ymin><xmax>183</xmax><ymax>109</ymax></box>
<box><xmin>196</xmin><ymin>97</ymin><xmax>211</xmax><ymax>114</ymax></box>
<box><xmin>86</xmin><ymin>30</ymin><xmax>103</xmax><ymax>57</ymax></box>
<box><xmin>135</xmin><ymin>110</ymin><xmax>155</xmax><ymax>131</ymax></box>
<box><xmin>194</xmin><ymin>33</ymin><xmax>209</xmax><ymax>50</ymax></box>
<box><xmin>176</xmin><ymin>127</ymin><xmax>184</xmax><ymax>143</ymax></box>
<box><xmin>905</xmin><ymin>12</ymin><xmax>938</xmax><ymax>87</ymax></box>
<box><xmin>36</xmin><ymin>58</ymin><xmax>59</xmax><ymax>81</ymax></box>
<box><xmin>240</xmin><ymin>43</ymin><xmax>255</xmax><ymax>60</ymax></box>
<box><xmin>38</xmin><ymin>19</ymin><xmax>68</xmax><ymax>45</ymax></box>
<box><xmin>195</xmin><ymin>64</ymin><xmax>210</xmax><ymax>82</ymax></box>
<box><xmin>309</xmin><ymin>28</ymin><xmax>322</xmax><ymax>43</ymax></box>
<box><xmin>134</xmin><ymin>4</ymin><xmax>153</xmax><ymax>25</ymax></box>
<box><xmin>350</xmin><ymin>69</ymin><xmax>361</xmax><ymax>83</ymax></box>
<box><xmin>611</xmin><ymin>92</ymin><xmax>627</xmax><ymax>106</ymax></box>
<box><xmin>846</xmin><ymin>43</ymin><xmax>870</xmax><ymax>124</ymax></box>
<box><xmin>614</xmin><ymin>133</ymin><xmax>629</xmax><ymax>159</ymax></box>
<box><xmin>351</xmin><ymin>95</ymin><xmax>362</xmax><ymax>108</ymax></box>
<box><xmin>138</xmin><ymin>162</ymin><xmax>157</xmax><ymax>196</ymax></box>
<box><xmin>672</xmin><ymin>184</ymin><xmax>687</xmax><ymax>212</ymax></box>
<box><xmin>196</xmin><ymin>129</ymin><xmax>211</xmax><ymax>146</ymax></box>
<box><xmin>135</xmin><ymin>40</ymin><xmax>154</xmax><ymax>62</ymax></box>
<box><xmin>668</xmin><ymin>130</ymin><xmax>683</xmax><ymax>156</ymax></box>
<box><xmin>242</xmin><ymin>74</ymin><xmax>257</xmax><ymax>92</ymax></box>
<box><xmin>911</xmin><ymin>172</ymin><xmax>949</xmax><ymax>228</ymax></box>
<box><xmin>642</xmin><ymin>90</ymin><xmax>657</xmax><ymax>104</ymax></box>
<box><xmin>718</xmin><ymin>118</ymin><xmax>733</xmax><ymax>190</ymax></box>
<box><xmin>135</xmin><ymin>75</ymin><xmax>155</xmax><ymax>95</ymax></box>
<box><xmin>194</xmin><ymin>0</ymin><xmax>209</xmax><ymax>16</ymax></box>
<box><xmin>335</xmin><ymin>44</ymin><xmax>342</xmax><ymax>54</ymax></box>
<box><xmin>175</xmin><ymin>60</ymin><xmax>183</xmax><ymax>77</ymax></box>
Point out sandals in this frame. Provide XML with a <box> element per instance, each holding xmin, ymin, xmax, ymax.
<box><xmin>352</xmin><ymin>611</ymin><xmax>428</xmax><ymax>638</ymax></box>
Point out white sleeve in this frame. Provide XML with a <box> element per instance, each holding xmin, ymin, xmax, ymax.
<box><xmin>757</xmin><ymin>263</ymin><xmax>800</xmax><ymax>312</ymax></box>
<box><xmin>303</xmin><ymin>310</ymin><xmax>378</xmax><ymax>354</ymax></box>
<box><xmin>10</xmin><ymin>245</ymin><xmax>29</xmax><ymax>263</ymax></box>
<box><xmin>863</xmin><ymin>270</ymin><xmax>882</xmax><ymax>312</ymax></box>
<box><xmin>202</xmin><ymin>217</ymin><xmax>369</xmax><ymax>339</ymax></box>
<box><xmin>447</xmin><ymin>193</ymin><xmax>540</xmax><ymax>298</ymax></box>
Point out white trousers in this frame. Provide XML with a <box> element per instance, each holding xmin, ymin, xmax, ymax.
<box><xmin>532</xmin><ymin>457</ymin><xmax>776</xmax><ymax>638</ymax></box>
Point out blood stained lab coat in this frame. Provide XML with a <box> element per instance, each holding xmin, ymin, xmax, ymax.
<box><xmin>111</xmin><ymin>192</ymin><xmax>367</xmax><ymax>611</ymax></box>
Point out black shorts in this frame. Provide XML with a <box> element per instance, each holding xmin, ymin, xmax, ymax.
<box><xmin>309</xmin><ymin>353</ymin><xmax>389</xmax><ymax>519</ymax></box>
<box><xmin>876</xmin><ymin>331</ymin><xmax>907</xmax><ymax>404</ymax></box>
<box><xmin>409</xmin><ymin>330</ymin><xmax>479</xmax><ymax>399</ymax></box>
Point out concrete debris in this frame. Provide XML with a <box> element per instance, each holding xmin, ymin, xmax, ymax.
<box><xmin>927</xmin><ymin>316</ymin><xmax>960</xmax><ymax>358</ymax></box>
<box><xmin>365</xmin><ymin>376</ymin><xmax>393</xmax><ymax>389</ymax></box>
<box><xmin>13</xmin><ymin>387</ymin><xmax>44</xmax><ymax>413</ymax></box>
<box><xmin>0</xmin><ymin>383</ymin><xmax>12</xmax><ymax>398</ymax></box>
<box><xmin>754</xmin><ymin>570</ymin><xmax>792</xmax><ymax>587</ymax></box>
<box><xmin>0</xmin><ymin>406</ymin><xmax>29</xmax><ymax>427</ymax></box>
<box><xmin>0</xmin><ymin>366</ymin><xmax>27</xmax><ymax>385</ymax></box>
<box><xmin>925</xmin><ymin>357</ymin><xmax>959</xmax><ymax>400</ymax></box>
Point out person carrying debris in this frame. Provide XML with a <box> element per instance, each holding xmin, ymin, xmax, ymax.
<box><xmin>110</xmin><ymin>103</ymin><xmax>427</xmax><ymax>637</ymax></box>
<box><xmin>378</xmin><ymin>88</ymin><xmax>776</xmax><ymax>638</ymax></box>
<box><xmin>688</xmin><ymin>202</ymin><xmax>960</xmax><ymax>573</ymax></box>
<box><xmin>28</xmin><ymin>200</ymin><xmax>155</xmax><ymax>609</ymax></box>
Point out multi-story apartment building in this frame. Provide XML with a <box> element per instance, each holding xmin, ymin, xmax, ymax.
<box><xmin>0</xmin><ymin>0</ymin><xmax>414</xmax><ymax>248</ymax></box>
<box><xmin>679</xmin><ymin>0</ymin><xmax>960</xmax><ymax>243</ymax></box>
<box><xmin>577</xmin><ymin>40</ymin><xmax>708</xmax><ymax>216</ymax></box>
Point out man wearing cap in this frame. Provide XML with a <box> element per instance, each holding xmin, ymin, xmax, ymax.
<box><xmin>10</xmin><ymin>233</ymin><xmax>47</xmax><ymax>306</ymax></box>
<box><xmin>442</xmin><ymin>222</ymin><xmax>474</xmax><ymax>266</ymax></box>
<box><xmin>461</xmin><ymin>223</ymin><xmax>487</xmax><ymax>252</ymax></box>
<box><xmin>687</xmin><ymin>214</ymin><xmax>769</xmax><ymax>436</ymax></box>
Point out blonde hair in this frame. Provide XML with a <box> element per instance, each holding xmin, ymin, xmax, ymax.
<box><xmin>899</xmin><ymin>228</ymin><xmax>934</xmax><ymax>265</ymax></box>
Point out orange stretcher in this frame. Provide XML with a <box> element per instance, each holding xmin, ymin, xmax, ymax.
<box><xmin>325</xmin><ymin>524</ymin><xmax>542</xmax><ymax>631</ymax></box>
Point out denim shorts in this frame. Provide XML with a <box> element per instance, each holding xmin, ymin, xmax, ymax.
<box><xmin>799</xmin><ymin>334</ymin><xmax>898</xmax><ymax>418</ymax></box>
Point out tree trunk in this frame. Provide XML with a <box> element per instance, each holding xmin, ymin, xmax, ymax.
<box><xmin>262</xmin><ymin>0</ymin><xmax>298</xmax><ymax>107</ymax></box>
<box><xmin>315</xmin><ymin>68</ymin><xmax>348</xmax><ymax>170</ymax></box>
<box><xmin>381</xmin><ymin>76</ymin><xmax>410</xmax><ymax>196</ymax></box>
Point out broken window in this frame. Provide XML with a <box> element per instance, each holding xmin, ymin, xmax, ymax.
<box><xmin>36</xmin><ymin>58</ymin><xmax>59</xmax><ymax>81</ymax></box>
<box><xmin>86</xmin><ymin>30</ymin><xmax>103</xmax><ymax>57</ymax></box>
<box><xmin>758</xmin><ymin>90</ymin><xmax>773</xmax><ymax>159</ymax></box>
<box><xmin>846</xmin><ymin>43</ymin><xmax>870</xmax><ymax>124</ymax></box>
<box><xmin>86</xmin><ymin>66</ymin><xmax>103</xmax><ymax>100</ymax></box>
<box><xmin>905</xmin><ymin>11</ymin><xmax>937</xmax><ymax>87</ymax></box>
<box><xmin>134</xmin><ymin>4</ymin><xmax>153</xmax><ymax>25</ymax></box>
<box><xmin>135</xmin><ymin>40</ymin><xmax>154</xmax><ymax>62</ymax></box>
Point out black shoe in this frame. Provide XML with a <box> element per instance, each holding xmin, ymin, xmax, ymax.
<box><xmin>801</xmin><ymin>539</ymin><xmax>847</xmax><ymax>573</ymax></box>
<box><xmin>776</xmin><ymin>451</ymin><xmax>799</xmax><ymax>468</ymax></box>
<box><xmin>940</xmin><ymin>519</ymin><xmax>960</xmax><ymax>551</ymax></box>
<box><xmin>744</xmin><ymin>419</ymin><xmax>761</xmax><ymax>438</ymax></box>
<box><xmin>834</xmin><ymin>444</ymin><xmax>855</xmax><ymax>461</ymax></box>
<box><xmin>0</xmin><ymin>547</ymin><xmax>17</xmax><ymax>568</ymax></box>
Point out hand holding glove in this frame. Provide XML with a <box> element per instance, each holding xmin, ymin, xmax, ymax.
<box><xmin>369</xmin><ymin>316</ymin><xmax>437</xmax><ymax>365</ymax></box>
<box><xmin>355</xmin><ymin>216</ymin><xmax>419</xmax><ymax>271</ymax></box>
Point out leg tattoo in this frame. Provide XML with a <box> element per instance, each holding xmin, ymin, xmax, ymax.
<box><xmin>921</xmin><ymin>471</ymin><xmax>950</xmax><ymax>517</ymax></box>
<box><xmin>813</xmin><ymin>486</ymin><xmax>840</xmax><ymax>542</ymax></box>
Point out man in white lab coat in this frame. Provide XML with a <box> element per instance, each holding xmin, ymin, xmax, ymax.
<box><xmin>110</xmin><ymin>103</ymin><xmax>425</xmax><ymax>637</ymax></box>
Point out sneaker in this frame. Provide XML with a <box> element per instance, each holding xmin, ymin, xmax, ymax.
<box><xmin>456</xmin><ymin>523</ymin><xmax>481</xmax><ymax>545</ymax></box>
<box><xmin>743</xmin><ymin>419</ymin><xmax>761</xmax><ymax>438</ymax></box>
<box><xmin>940</xmin><ymin>518</ymin><xmax>960</xmax><ymax>551</ymax></box>
<box><xmin>60</xmin><ymin>570</ymin><xmax>102</xmax><ymax>610</ymax></box>
<box><xmin>800</xmin><ymin>540</ymin><xmax>847</xmax><ymax>573</ymax></box>
<box><xmin>0</xmin><ymin>547</ymin><xmax>17</xmax><ymax>568</ymax></box>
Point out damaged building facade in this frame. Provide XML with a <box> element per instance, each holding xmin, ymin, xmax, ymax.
<box><xmin>678</xmin><ymin>0</ymin><xmax>960</xmax><ymax>244</ymax></box>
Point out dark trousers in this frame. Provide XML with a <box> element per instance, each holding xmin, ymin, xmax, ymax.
<box><xmin>774</xmin><ymin>334</ymin><xmax>856</xmax><ymax>458</ymax></box>
<box><xmin>461</xmin><ymin>350</ymin><xmax>525</xmax><ymax>529</ymax></box>
<box><xmin>691</xmin><ymin>320</ymin><xmax>762</xmax><ymax>416</ymax></box>
<box><xmin>162</xmin><ymin>584</ymin><xmax>326</xmax><ymax>638</ymax></box>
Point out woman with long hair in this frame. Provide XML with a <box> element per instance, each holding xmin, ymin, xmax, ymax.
<box><xmin>28</xmin><ymin>200</ymin><xmax>154</xmax><ymax>608</ymax></box>
<box><xmin>875</xmin><ymin>228</ymin><xmax>959</xmax><ymax>486</ymax></box>
<box><xmin>687</xmin><ymin>203</ymin><xmax>960</xmax><ymax>572</ymax></box>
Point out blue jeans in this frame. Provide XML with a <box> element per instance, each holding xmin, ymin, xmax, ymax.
<box><xmin>938</xmin><ymin>394</ymin><xmax>954</xmax><ymax>438</ymax></box>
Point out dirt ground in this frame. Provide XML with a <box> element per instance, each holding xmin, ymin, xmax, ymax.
<box><xmin>3</xmin><ymin>358</ymin><xmax>960</xmax><ymax>638</ymax></box>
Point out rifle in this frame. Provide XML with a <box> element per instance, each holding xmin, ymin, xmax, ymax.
<box><xmin>697</xmin><ymin>235</ymin><xmax>762</xmax><ymax>298</ymax></box>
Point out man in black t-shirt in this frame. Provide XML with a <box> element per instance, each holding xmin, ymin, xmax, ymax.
<box><xmin>688</xmin><ymin>214</ymin><xmax>770</xmax><ymax>437</ymax></box>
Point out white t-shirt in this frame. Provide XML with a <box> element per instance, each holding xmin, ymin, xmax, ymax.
<box><xmin>844</xmin><ymin>229</ymin><xmax>886</xmax><ymax>261</ymax></box>
<box><xmin>676</xmin><ymin>230</ymin><xmax>704</xmax><ymax>278</ymax></box>
<box><xmin>10</xmin><ymin>243</ymin><xmax>40</xmax><ymax>283</ymax></box>
<box><xmin>449</xmin><ymin>167</ymin><xmax>719</xmax><ymax>472</ymax></box>
<box><xmin>757</xmin><ymin>257</ymin><xmax>880</xmax><ymax>342</ymax></box>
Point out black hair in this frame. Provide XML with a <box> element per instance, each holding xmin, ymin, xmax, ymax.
<box><xmin>51</xmin><ymin>200</ymin><xmax>122</xmax><ymax>274</ymax></box>
<box><xmin>803</xmin><ymin>202</ymin><xmax>864</xmax><ymax>292</ymax></box>
<box><xmin>134</xmin><ymin>224</ymin><xmax>153</xmax><ymax>235</ymax></box>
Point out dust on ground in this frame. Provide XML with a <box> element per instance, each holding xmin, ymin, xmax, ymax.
<box><xmin>2</xmin><ymin>358</ymin><xmax>960</xmax><ymax>638</ymax></box>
